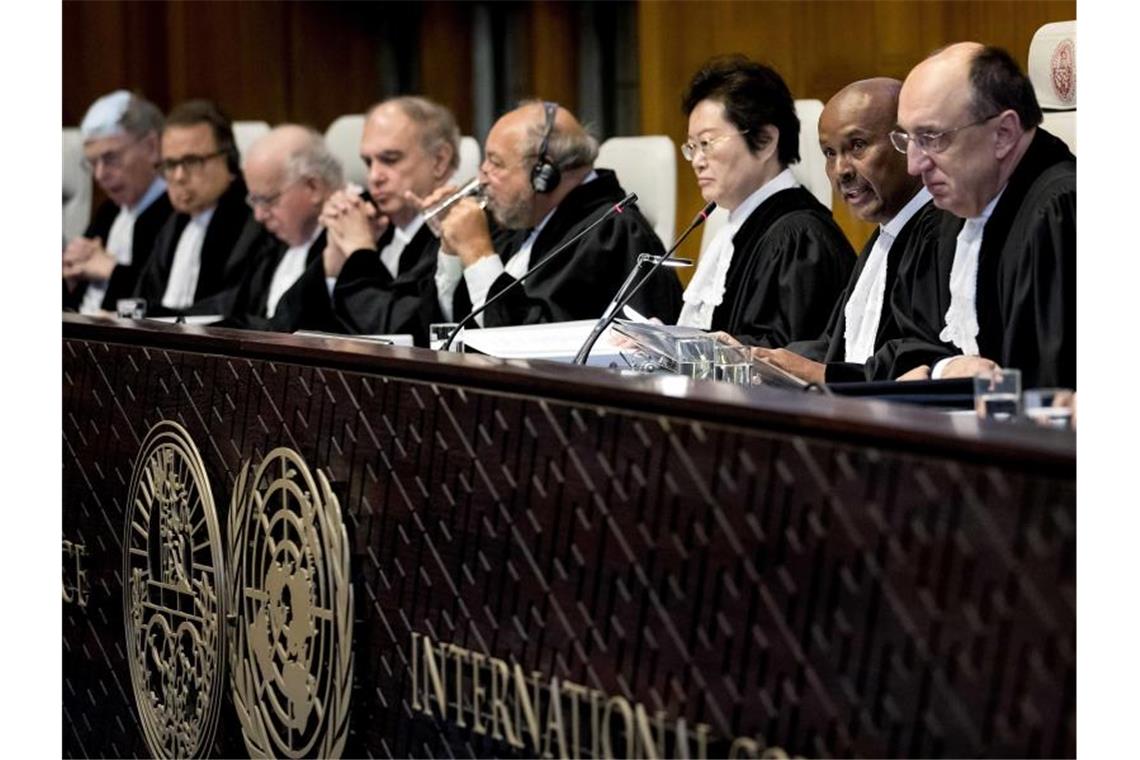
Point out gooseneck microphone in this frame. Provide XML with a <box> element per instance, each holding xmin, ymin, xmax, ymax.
<box><xmin>571</xmin><ymin>201</ymin><xmax>717</xmax><ymax>365</ymax></box>
<box><xmin>442</xmin><ymin>192</ymin><xmax>638</xmax><ymax>350</ymax></box>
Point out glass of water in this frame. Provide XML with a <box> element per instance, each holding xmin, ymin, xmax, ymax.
<box><xmin>1023</xmin><ymin>387</ymin><xmax>1075</xmax><ymax>430</ymax></box>
<box><xmin>115</xmin><ymin>298</ymin><xmax>147</xmax><ymax>319</ymax></box>
<box><xmin>714</xmin><ymin>344</ymin><xmax>751</xmax><ymax>385</ymax></box>
<box><xmin>429</xmin><ymin>322</ymin><xmax>463</xmax><ymax>352</ymax></box>
<box><xmin>974</xmin><ymin>368</ymin><xmax>1021</xmax><ymax>421</ymax></box>
<box><xmin>673</xmin><ymin>336</ymin><xmax>715</xmax><ymax>380</ymax></box>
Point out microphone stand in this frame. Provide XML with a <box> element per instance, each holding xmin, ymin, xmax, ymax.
<box><xmin>571</xmin><ymin>201</ymin><xmax>716</xmax><ymax>365</ymax></box>
<box><xmin>442</xmin><ymin>192</ymin><xmax>638</xmax><ymax>351</ymax></box>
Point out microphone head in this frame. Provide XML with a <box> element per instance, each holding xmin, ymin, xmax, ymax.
<box><xmin>616</xmin><ymin>192</ymin><xmax>638</xmax><ymax>212</ymax></box>
<box><xmin>695</xmin><ymin>201</ymin><xmax>717</xmax><ymax>224</ymax></box>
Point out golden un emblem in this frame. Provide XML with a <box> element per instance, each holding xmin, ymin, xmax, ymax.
<box><xmin>123</xmin><ymin>421</ymin><xmax>226</xmax><ymax>759</ymax></box>
<box><xmin>229</xmin><ymin>447</ymin><xmax>353</xmax><ymax>758</ymax></box>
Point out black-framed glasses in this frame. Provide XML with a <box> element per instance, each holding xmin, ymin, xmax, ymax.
<box><xmin>889</xmin><ymin>113</ymin><xmax>1001</xmax><ymax>155</ymax></box>
<box><xmin>681</xmin><ymin>131</ymin><xmax>749</xmax><ymax>162</ymax></box>
<box><xmin>80</xmin><ymin>138</ymin><xmax>143</xmax><ymax>172</ymax></box>
<box><xmin>155</xmin><ymin>150</ymin><xmax>226</xmax><ymax>177</ymax></box>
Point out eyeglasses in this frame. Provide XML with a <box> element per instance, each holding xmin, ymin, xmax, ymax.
<box><xmin>80</xmin><ymin>138</ymin><xmax>143</xmax><ymax>172</ymax></box>
<box><xmin>245</xmin><ymin>179</ymin><xmax>301</xmax><ymax>210</ymax></box>
<box><xmin>681</xmin><ymin>131</ymin><xmax>749</xmax><ymax>162</ymax></box>
<box><xmin>155</xmin><ymin>150</ymin><xmax>226</xmax><ymax>177</ymax></box>
<box><xmin>889</xmin><ymin>113</ymin><xmax>1001</xmax><ymax>155</ymax></box>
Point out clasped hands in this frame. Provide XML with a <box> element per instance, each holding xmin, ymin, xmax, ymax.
<box><xmin>62</xmin><ymin>236</ymin><xmax>116</xmax><ymax>284</ymax></box>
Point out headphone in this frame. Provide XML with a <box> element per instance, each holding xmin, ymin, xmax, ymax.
<box><xmin>530</xmin><ymin>101</ymin><xmax>561</xmax><ymax>194</ymax></box>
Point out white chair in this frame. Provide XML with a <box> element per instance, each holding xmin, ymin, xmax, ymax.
<box><xmin>324</xmin><ymin>114</ymin><xmax>367</xmax><ymax>187</ymax></box>
<box><xmin>699</xmin><ymin>99</ymin><xmax>831</xmax><ymax>254</ymax></box>
<box><xmin>452</xmin><ymin>136</ymin><xmax>482</xmax><ymax>187</ymax></box>
<box><xmin>63</xmin><ymin>127</ymin><xmax>92</xmax><ymax>242</ymax></box>
<box><xmin>595</xmin><ymin>135</ymin><xmax>677</xmax><ymax>247</ymax></box>
<box><xmin>1028</xmin><ymin>20</ymin><xmax>1076</xmax><ymax>154</ymax></box>
<box><xmin>233</xmin><ymin>120</ymin><xmax>271</xmax><ymax>158</ymax></box>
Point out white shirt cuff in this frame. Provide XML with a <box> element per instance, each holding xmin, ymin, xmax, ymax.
<box><xmin>462</xmin><ymin>254</ymin><xmax>505</xmax><ymax>326</ymax></box>
<box><xmin>931</xmin><ymin>356</ymin><xmax>957</xmax><ymax>380</ymax></box>
<box><xmin>434</xmin><ymin>252</ymin><xmax>464</xmax><ymax>322</ymax></box>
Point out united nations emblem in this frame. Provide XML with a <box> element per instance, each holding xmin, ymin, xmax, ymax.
<box><xmin>229</xmin><ymin>447</ymin><xmax>353</xmax><ymax>758</ymax></box>
<box><xmin>123</xmin><ymin>421</ymin><xmax>226</xmax><ymax>759</ymax></box>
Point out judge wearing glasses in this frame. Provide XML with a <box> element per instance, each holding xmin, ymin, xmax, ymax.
<box><xmin>677</xmin><ymin>56</ymin><xmax>854</xmax><ymax>347</ymax></box>
<box><xmin>888</xmin><ymin>43</ymin><xmax>1075</xmax><ymax>388</ymax></box>
<box><xmin>63</xmin><ymin>90</ymin><xmax>173</xmax><ymax>314</ymax></box>
<box><xmin>133</xmin><ymin>99</ymin><xmax>253</xmax><ymax>316</ymax></box>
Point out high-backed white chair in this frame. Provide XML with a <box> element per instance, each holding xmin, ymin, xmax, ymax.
<box><xmin>452</xmin><ymin>136</ymin><xmax>482</xmax><ymax>187</ymax></box>
<box><xmin>63</xmin><ymin>127</ymin><xmax>92</xmax><ymax>242</ymax></box>
<box><xmin>699</xmin><ymin>99</ymin><xmax>831</xmax><ymax>254</ymax></box>
<box><xmin>325</xmin><ymin>114</ymin><xmax>367</xmax><ymax>186</ymax></box>
<box><xmin>1028</xmin><ymin>20</ymin><xmax>1076</xmax><ymax>154</ymax></box>
<box><xmin>595</xmin><ymin>135</ymin><xmax>677</xmax><ymax>247</ymax></box>
<box><xmin>233</xmin><ymin>120</ymin><xmax>271</xmax><ymax>158</ymax></box>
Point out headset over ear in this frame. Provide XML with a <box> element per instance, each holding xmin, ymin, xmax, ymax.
<box><xmin>530</xmin><ymin>101</ymin><xmax>561</xmax><ymax>194</ymax></box>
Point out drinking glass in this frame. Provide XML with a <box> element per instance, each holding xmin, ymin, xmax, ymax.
<box><xmin>423</xmin><ymin>178</ymin><xmax>488</xmax><ymax>237</ymax></box>
<box><xmin>429</xmin><ymin>322</ymin><xmax>463</xmax><ymax>352</ymax></box>
<box><xmin>714</xmin><ymin>344</ymin><xmax>751</xmax><ymax>385</ymax></box>
<box><xmin>1023</xmin><ymin>387</ymin><xmax>1075</xmax><ymax>430</ymax></box>
<box><xmin>673</xmin><ymin>336</ymin><xmax>715</xmax><ymax>380</ymax></box>
<box><xmin>974</xmin><ymin>368</ymin><xmax>1021</xmax><ymax>421</ymax></box>
<box><xmin>115</xmin><ymin>298</ymin><xmax>147</xmax><ymax>319</ymax></box>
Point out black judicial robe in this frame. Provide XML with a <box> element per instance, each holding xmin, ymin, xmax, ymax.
<box><xmin>880</xmin><ymin>129</ymin><xmax>1076</xmax><ymax>388</ymax></box>
<box><xmin>62</xmin><ymin>193</ymin><xmax>174</xmax><ymax>312</ymax></box>
<box><xmin>332</xmin><ymin>224</ymin><xmax>440</xmax><ymax>346</ymax></box>
<box><xmin>223</xmin><ymin>227</ymin><xmax>340</xmax><ymax>333</ymax></box>
<box><xmin>450</xmin><ymin>169</ymin><xmax>683</xmax><ymax>326</ymax></box>
<box><xmin>785</xmin><ymin>199</ymin><xmax>944</xmax><ymax>382</ymax></box>
<box><xmin>133</xmin><ymin>178</ymin><xmax>254</xmax><ymax>316</ymax></box>
<box><xmin>711</xmin><ymin>187</ymin><xmax>855</xmax><ymax>347</ymax></box>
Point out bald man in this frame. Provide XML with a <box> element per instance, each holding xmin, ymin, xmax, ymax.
<box><xmin>427</xmin><ymin>100</ymin><xmax>682</xmax><ymax>327</ymax></box>
<box><xmin>750</xmin><ymin>78</ymin><xmax>945</xmax><ymax>383</ymax></box>
<box><xmin>223</xmin><ymin>124</ymin><xmax>345</xmax><ymax>332</ymax></box>
<box><xmin>891</xmin><ymin>43</ymin><xmax>1075</xmax><ymax>388</ymax></box>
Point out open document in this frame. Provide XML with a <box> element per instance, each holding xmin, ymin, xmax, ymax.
<box><xmin>460</xmin><ymin>319</ymin><xmax>624</xmax><ymax>367</ymax></box>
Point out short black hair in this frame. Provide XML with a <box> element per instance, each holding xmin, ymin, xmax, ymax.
<box><xmin>165</xmin><ymin>99</ymin><xmax>240</xmax><ymax>173</ymax></box>
<box><xmin>682</xmin><ymin>54</ymin><xmax>800</xmax><ymax>166</ymax></box>
<box><xmin>969</xmin><ymin>46</ymin><xmax>1043</xmax><ymax>129</ymax></box>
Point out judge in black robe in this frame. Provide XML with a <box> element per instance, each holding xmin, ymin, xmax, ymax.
<box><xmin>446</xmin><ymin>168</ymin><xmax>682</xmax><ymax>326</ymax></box>
<box><xmin>785</xmin><ymin>197</ymin><xmax>944</xmax><ymax>382</ymax></box>
<box><xmin>332</xmin><ymin>222</ymin><xmax>441</xmax><ymax>345</ymax></box>
<box><xmin>223</xmin><ymin>224</ymin><xmax>340</xmax><ymax>333</ymax></box>
<box><xmin>133</xmin><ymin>177</ymin><xmax>253</xmax><ymax>315</ymax></box>
<box><xmin>884</xmin><ymin>128</ymin><xmax>1075</xmax><ymax>388</ymax></box>
<box><xmin>677</xmin><ymin>56</ymin><xmax>854</xmax><ymax>347</ymax></box>
<box><xmin>62</xmin><ymin>190</ymin><xmax>173</xmax><ymax>312</ymax></box>
<box><xmin>700</xmin><ymin>184</ymin><xmax>855</xmax><ymax>346</ymax></box>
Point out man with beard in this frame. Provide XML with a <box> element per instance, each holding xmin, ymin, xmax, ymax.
<box><xmin>319</xmin><ymin>96</ymin><xmax>459</xmax><ymax>345</ymax></box>
<box><xmin>891</xmin><ymin>43</ymin><xmax>1075</xmax><ymax>388</ymax></box>
<box><xmin>63</xmin><ymin>90</ymin><xmax>172</xmax><ymax>313</ymax></box>
<box><xmin>133</xmin><ymin>100</ymin><xmax>252</xmax><ymax>315</ymax></box>
<box><xmin>749</xmin><ymin>78</ymin><xmax>944</xmax><ymax>383</ymax></box>
<box><xmin>426</xmin><ymin>100</ymin><xmax>682</xmax><ymax>327</ymax></box>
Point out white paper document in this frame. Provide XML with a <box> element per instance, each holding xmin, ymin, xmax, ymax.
<box><xmin>460</xmin><ymin>319</ymin><xmax>624</xmax><ymax>367</ymax></box>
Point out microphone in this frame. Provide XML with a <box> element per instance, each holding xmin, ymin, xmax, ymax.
<box><xmin>442</xmin><ymin>192</ymin><xmax>638</xmax><ymax>350</ymax></box>
<box><xmin>571</xmin><ymin>201</ymin><xmax>716</xmax><ymax>365</ymax></box>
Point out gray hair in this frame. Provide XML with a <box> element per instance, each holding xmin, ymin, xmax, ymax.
<box><xmin>120</xmin><ymin>95</ymin><xmax>165</xmax><ymax>139</ymax></box>
<box><xmin>370</xmin><ymin>96</ymin><xmax>461</xmax><ymax>173</ymax></box>
<box><xmin>519</xmin><ymin>99</ymin><xmax>599</xmax><ymax>171</ymax></box>
<box><xmin>281</xmin><ymin>127</ymin><xmax>344</xmax><ymax>188</ymax></box>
